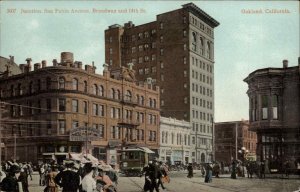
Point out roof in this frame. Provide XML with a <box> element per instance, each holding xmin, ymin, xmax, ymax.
<box><xmin>0</xmin><ymin>56</ymin><xmax>21</xmax><ymax>76</ymax></box>
<box><xmin>120</xmin><ymin>147</ymin><xmax>155</xmax><ymax>154</ymax></box>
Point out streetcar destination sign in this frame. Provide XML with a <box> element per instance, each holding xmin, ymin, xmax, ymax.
<box><xmin>69</xmin><ymin>127</ymin><xmax>102</xmax><ymax>141</ymax></box>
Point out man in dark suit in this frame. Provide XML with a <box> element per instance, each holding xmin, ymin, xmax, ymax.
<box><xmin>54</xmin><ymin>160</ymin><xmax>80</xmax><ymax>192</ymax></box>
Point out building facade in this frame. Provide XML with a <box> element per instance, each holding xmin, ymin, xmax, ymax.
<box><xmin>215</xmin><ymin>120</ymin><xmax>257</xmax><ymax>164</ymax></box>
<box><xmin>244</xmin><ymin>58</ymin><xmax>300</xmax><ymax>170</ymax></box>
<box><xmin>0</xmin><ymin>52</ymin><xmax>160</xmax><ymax>164</ymax></box>
<box><xmin>159</xmin><ymin>117</ymin><xmax>191</xmax><ymax>165</ymax></box>
<box><xmin>105</xmin><ymin>3</ymin><xmax>219</xmax><ymax>163</ymax></box>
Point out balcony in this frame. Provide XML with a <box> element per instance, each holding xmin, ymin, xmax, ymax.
<box><xmin>118</xmin><ymin>119</ymin><xmax>140</xmax><ymax>127</ymax></box>
<box><xmin>120</xmin><ymin>98</ymin><xmax>138</xmax><ymax>106</ymax></box>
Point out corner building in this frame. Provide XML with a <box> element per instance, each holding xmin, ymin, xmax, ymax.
<box><xmin>105</xmin><ymin>3</ymin><xmax>219</xmax><ymax>163</ymax></box>
<box><xmin>0</xmin><ymin>52</ymin><xmax>160</xmax><ymax>164</ymax></box>
<box><xmin>244</xmin><ymin>58</ymin><xmax>300</xmax><ymax>171</ymax></box>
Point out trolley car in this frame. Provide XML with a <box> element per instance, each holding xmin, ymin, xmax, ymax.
<box><xmin>119</xmin><ymin>147</ymin><xmax>155</xmax><ymax>176</ymax></box>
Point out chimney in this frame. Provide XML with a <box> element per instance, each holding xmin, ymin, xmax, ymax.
<box><xmin>61</xmin><ymin>52</ymin><xmax>74</xmax><ymax>66</ymax></box>
<box><xmin>52</xmin><ymin>59</ymin><xmax>58</xmax><ymax>66</ymax></box>
<box><xmin>283</xmin><ymin>60</ymin><xmax>288</xmax><ymax>68</ymax></box>
<box><xmin>9</xmin><ymin>55</ymin><xmax>14</xmax><ymax>64</ymax></box>
<box><xmin>41</xmin><ymin>60</ymin><xmax>47</xmax><ymax>68</ymax></box>
<box><xmin>34</xmin><ymin>63</ymin><xmax>41</xmax><ymax>71</ymax></box>
<box><xmin>77</xmin><ymin>61</ymin><xmax>82</xmax><ymax>69</ymax></box>
<box><xmin>19</xmin><ymin>64</ymin><xmax>26</xmax><ymax>73</ymax></box>
<box><xmin>26</xmin><ymin>58</ymin><xmax>32</xmax><ymax>72</ymax></box>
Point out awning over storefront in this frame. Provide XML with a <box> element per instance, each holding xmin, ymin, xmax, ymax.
<box><xmin>139</xmin><ymin>147</ymin><xmax>155</xmax><ymax>154</ymax></box>
<box><xmin>69</xmin><ymin>152</ymin><xmax>99</xmax><ymax>164</ymax></box>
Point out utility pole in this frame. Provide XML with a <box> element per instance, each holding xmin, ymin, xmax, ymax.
<box><xmin>0</xmin><ymin>101</ymin><xmax>2</xmax><ymax>171</ymax></box>
<box><xmin>14</xmin><ymin>133</ymin><xmax>16</xmax><ymax>162</ymax></box>
<box><xmin>85</xmin><ymin>126</ymin><xmax>88</xmax><ymax>156</ymax></box>
<box><xmin>235</xmin><ymin>122</ymin><xmax>238</xmax><ymax>160</ymax></box>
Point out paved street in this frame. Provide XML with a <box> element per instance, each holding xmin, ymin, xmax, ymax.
<box><xmin>28</xmin><ymin>171</ymin><xmax>300</xmax><ymax>192</ymax></box>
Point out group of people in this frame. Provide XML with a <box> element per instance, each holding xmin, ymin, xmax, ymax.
<box><xmin>143</xmin><ymin>159</ymin><xmax>170</xmax><ymax>192</ymax></box>
<box><xmin>0</xmin><ymin>161</ymin><xmax>33</xmax><ymax>192</ymax></box>
<box><xmin>0</xmin><ymin>159</ymin><xmax>119</xmax><ymax>192</ymax></box>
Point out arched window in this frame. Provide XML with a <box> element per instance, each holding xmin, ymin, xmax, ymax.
<box><xmin>117</xmin><ymin>90</ymin><xmax>121</xmax><ymax>100</ymax></box>
<box><xmin>206</xmin><ymin>41</ymin><xmax>211</xmax><ymax>59</ymax></box>
<box><xmin>46</xmin><ymin>77</ymin><xmax>51</xmax><ymax>90</ymax></box>
<box><xmin>111</xmin><ymin>88</ymin><xmax>115</xmax><ymax>99</ymax></box>
<box><xmin>149</xmin><ymin>98</ymin><xmax>153</xmax><ymax>107</ymax></box>
<box><xmin>73</xmin><ymin>78</ymin><xmax>78</xmax><ymax>90</ymax></box>
<box><xmin>29</xmin><ymin>81</ymin><xmax>34</xmax><ymax>94</ymax></box>
<box><xmin>99</xmin><ymin>85</ymin><xmax>104</xmax><ymax>96</ymax></box>
<box><xmin>192</xmin><ymin>32</ymin><xmax>197</xmax><ymax>51</ymax></box>
<box><xmin>59</xmin><ymin>77</ymin><xmax>65</xmax><ymax>89</ymax></box>
<box><xmin>93</xmin><ymin>84</ymin><xmax>98</xmax><ymax>95</ymax></box>
<box><xmin>140</xmin><ymin>96</ymin><xmax>144</xmax><ymax>105</ymax></box>
<box><xmin>153</xmin><ymin>99</ymin><xmax>156</xmax><ymax>108</ymax></box>
<box><xmin>200</xmin><ymin>37</ymin><xmax>204</xmax><ymax>55</ymax></box>
<box><xmin>201</xmin><ymin>153</ymin><xmax>205</xmax><ymax>163</ymax></box>
<box><xmin>84</xmin><ymin>81</ymin><xmax>88</xmax><ymax>93</ymax></box>
<box><xmin>125</xmin><ymin>90</ymin><xmax>132</xmax><ymax>101</ymax></box>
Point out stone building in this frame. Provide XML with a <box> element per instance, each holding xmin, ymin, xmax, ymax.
<box><xmin>159</xmin><ymin>117</ymin><xmax>191</xmax><ymax>165</ymax></box>
<box><xmin>214</xmin><ymin>120</ymin><xmax>257</xmax><ymax>164</ymax></box>
<box><xmin>105</xmin><ymin>3</ymin><xmax>219</xmax><ymax>163</ymax></box>
<box><xmin>244</xmin><ymin>58</ymin><xmax>300</xmax><ymax>170</ymax></box>
<box><xmin>0</xmin><ymin>52</ymin><xmax>160</xmax><ymax>164</ymax></box>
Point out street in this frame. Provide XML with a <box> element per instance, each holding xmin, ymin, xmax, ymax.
<box><xmin>28</xmin><ymin>170</ymin><xmax>300</xmax><ymax>192</ymax></box>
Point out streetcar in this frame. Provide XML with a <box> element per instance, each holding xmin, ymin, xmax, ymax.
<box><xmin>119</xmin><ymin>147</ymin><xmax>155</xmax><ymax>176</ymax></box>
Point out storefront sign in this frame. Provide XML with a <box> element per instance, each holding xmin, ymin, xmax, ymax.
<box><xmin>69</xmin><ymin>127</ymin><xmax>102</xmax><ymax>141</ymax></box>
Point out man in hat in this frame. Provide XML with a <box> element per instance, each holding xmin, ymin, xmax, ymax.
<box><xmin>54</xmin><ymin>160</ymin><xmax>80</xmax><ymax>192</ymax></box>
<box><xmin>1</xmin><ymin>165</ymin><xmax>21</xmax><ymax>192</ymax></box>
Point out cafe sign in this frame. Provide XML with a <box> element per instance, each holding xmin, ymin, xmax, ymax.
<box><xmin>69</xmin><ymin>127</ymin><xmax>102</xmax><ymax>141</ymax></box>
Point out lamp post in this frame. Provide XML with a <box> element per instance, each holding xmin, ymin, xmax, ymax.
<box><xmin>238</xmin><ymin>147</ymin><xmax>249</xmax><ymax>177</ymax></box>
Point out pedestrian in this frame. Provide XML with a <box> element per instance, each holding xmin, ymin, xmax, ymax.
<box><xmin>27</xmin><ymin>163</ymin><xmax>33</xmax><ymax>181</ymax></box>
<box><xmin>231</xmin><ymin>160</ymin><xmax>237</xmax><ymax>179</ymax></box>
<box><xmin>157</xmin><ymin>161</ymin><xmax>166</xmax><ymax>190</ymax></box>
<box><xmin>39</xmin><ymin>163</ymin><xmax>46</xmax><ymax>186</ymax></box>
<box><xmin>1</xmin><ymin>164</ymin><xmax>22</xmax><ymax>192</ymax></box>
<box><xmin>44</xmin><ymin>165</ymin><xmax>59</xmax><ymax>192</ymax></box>
<box><xmin>95</xmin><ymin>165</ymin><xmax>116</xmax><ymax>192</ymax></box>
<box><xmin>19</xmin><ymin>164</ymin><xmax>29</xmax><ymax>192</ymax></box>
<box><xmin>54</xmin><ymin>160</ymin><xmax>81</xmax><ymax>192</ymax></box>
<box><xmin>212</xmin><ymin>162</ymin><xmax>220</xmax><ymax>178</ymax></box>
<box><xmin>81</xmin><ymin>162</ymin><xmax>97</xmax><ymax>192</ymax></box>
<box><xmin>284</xmin><ymin>160</ymin><xmax>290</xmax><ymax>178</ymax></box>
<box><xmin>204</xmin><ymin>163</ymin><xmax>212</xmax><ymax>183</ymax></box>
<box><xmin>187</xmin><ymin>163</ymin><xmax>193</xmax><ymax>178</ymax></box>
<box><xmin>260</xmin><ymin>161</ymin><xmax>265</xmax><ymax>179</ymax></box>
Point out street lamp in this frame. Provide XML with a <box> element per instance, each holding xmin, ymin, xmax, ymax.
<box><xmin>238</xmin><ymin>147</ymin><xmax>249</xmax><ymax>177</ymax></box>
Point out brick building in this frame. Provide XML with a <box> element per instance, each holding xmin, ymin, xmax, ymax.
<box><xmin>244</xmin><ymin>58</ymin><xmax>300</xmax><ymax>170</ymax></box>
<box><xmin>215</xmin><ymin>120</ymin><xmax>257</xmax><ymax>164</ymax></box>
<box><xmin>0</xmin><ymin>52</ymin><xmax>160</xmax><ymax>164</ymax></box>
<box><xmin>105</xmin><ymin>3</ymin><xmax>219</xmax><ymax>163</ymax></box>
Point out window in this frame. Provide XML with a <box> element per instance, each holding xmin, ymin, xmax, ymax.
<box><xmin>200</xmin><ymin>37</ymin><xmax>204</xmax><ymax>55</ymax></box>
<box><xmin>109</xmin><ymin>48</ymin><xmax>113</xmax><ymax>54</ymax></box>
<box><xmin>131</xmin><ymin>47</ymin><xmax>136</xmax><ymax>53</ymax></box>
<box><xmin>184</xmin><ymin>70</ymin><xmax>187</xmax><ymax>77</ymax></box>
<box><xmin>272</xmin><ymin>95</ymin><xmax>278</xmax><ymax>119</ymax></box>
<box><xmin>93</xmin><ymin>84</ymin><xmax>98</xmax><ymax>95</ymax></box>
<box><xmin>184</xmin><ymin>44</ymin><xmax>187</xmax><ymax>51</ymax></box>
<box><xmin>160</xmin><ymin>62</ymin><xmax>164</xmax><ymax>69</ymax></box>
<box><xmin>140</xmin><ymin>96</ymin><xmax>144</xmax><ymax>105</ymax></box>
<box><xmin>59</xmin><ymin>77</ymin><xmax>65</xmax><ymax>89</ymax></box>
<box><xmin>138</xmin><ymin>57</ymin><xmax>143</xmax><ymax>64</ymax></box>
<box><xmin>59</xmin><ymin>120</ymin><xmax>66</xmax><ymax>134</ymax></box>
<box><xmin>145</xmin><ymin>68</ymin><xmax>149</xmax><ymax>74</ymax></box>
<box><xmin>206</xmin><ymin>41</ymin><xmax>211</xmax><ymax>59</ymax></box>
<box><xmin>93</xmin><ymin>104</ymin><xmax>98</xmax><ymax>116</ymax></box>
<box><xmin>99</xmin><ymin>105</ymin><xmax>104</xmax><ymax>116</ymax></box>
<box><xmin>72</xmin><ymin>100</ymin><xmax>78</xmax><ymax>112</ymax></box>
<box><xmin>46</xmin><ymin>77</ymin><xmax>51</xmax><ymax>90</ymax></box>
<box><xmin>160</xmin><ymin>22</ymin><xmax>163</xmax><ymax>29</ymax></box>
<box><xmin>73</xmin><ymin>78</ymin><xmax>78</xmax><ymax>90</ymax></box>
<box><xmin>99</xmin><ymin>85</ymin><xmax>104</xmax><ymax>96</ymax></box>
<box><xmin>84</xmin><ymin>81</ymin><xmax>88</xmax><ymax>92</ymax></box>
<box><xmin>262</xmin><ymin>95</ymin><xmax>268</xmax><ymax>120</ymax></box>
<box><xmin>144</xmin><ymin>56</ymin><xmax>149</xmax><ymax>62</ymax></box>
<box><xmin>125</xmin><ymin>90</ymin><xmax>132</xmax><ymax>101</ymax></box>
<box><xmin>139</xmin><ymin>69</ymin><xmax>143</xmax><ymax>75</ymax></box>
<box><xmin>160</xmin><ymin>49</ymin><xmax>164</xmax><ymax>56</ymax></box>
<box><xmin>72</xmin><ymin>121</ymin><xmax>79</xmax><ymax>129</ymax></box>
<box><xmin>117</xmin><ymin>90</ymin><xmax>121</xmax><ymax>100</ymax></box>
<box><xmin>29</xmin><ymin>82</ymin><xmax>34</xmax><ymax>94</ymax></box>
<box><xmin>138</xmin><ymin>45</ymin><xmax>143</xmax><ymax>52</ymax></box>
<box><xmin>151</xmin><ymin>54</ymin><xmax>156</xmax><ymax>61</ymax></box>
<box><xmin>151</xmin><ymin>67</ymin><xmax>156</xmax><ymax>73</ymax></box>
<box><xmin>161</xmin><ymin>74</ymin><xmax>164</xmax><ymax>81</ymax></box>
<box><xmin>183</xmin><ymin>57</ymin><xmax>187</xmax><ymax>65</ymax></box>
<box><xmin>83</xmin><ymin>101</ymin><xmax>88</xmax><ymax>114</ymax></box>
<box><xmin>59</xmin><ymin>98</ymin><xmax>66</xmax><ymax>111</ymax></box>
<box><xmin>111</xmin><ymin>88</ymin><xmax>116</xmax><ymax>99</ymax></box>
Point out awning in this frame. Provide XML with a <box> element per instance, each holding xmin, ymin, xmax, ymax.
<box><xmin>69</xmin><ymin>153</ymin><xmax>99</xmax><ymax>164</ymax></box>
<box><xmin>138</xmin><ymin>147</ymin><xmax>155</xmax><ymax>154</ymax></box>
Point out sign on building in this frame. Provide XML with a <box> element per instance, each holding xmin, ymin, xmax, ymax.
<box><xmin>69</xmin><ymin>127</ymin><xmax>102</xmax><ymax>141</ymax></box>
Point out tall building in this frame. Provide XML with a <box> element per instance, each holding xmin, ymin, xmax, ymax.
<box><xmin>0</xmin><ymin>52</ymin><xmax>160</xmax><ymax>164</ymax></box>
<box><xmin>244</xmin><ymin>58</ymin><xmax>300</xmax><ymax>171</ymax></box>
<box><xmin>159</xmin><ymin>117</ymin><xmax>191</xmax><ymax>165</ymax></box>
<box><xmin>215</xmin><ymin>120</ymin><xmax>257</xmax><ymax>164</ymax></box>
<box><xmin>105</xmin><ymin>3</ymin><xmax>219</xmax><ymax>163</ymax></box>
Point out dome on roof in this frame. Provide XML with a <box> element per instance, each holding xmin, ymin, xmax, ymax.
<box><xmin>0</xmin><ymin>56</ymin><xmax>22</xmax><ymax>76</ymax></box>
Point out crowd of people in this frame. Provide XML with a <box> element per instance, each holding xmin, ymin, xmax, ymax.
<box><xmin>0</xmin><ymin>160</ymin><xmax>118</xmax><ymax>192</ymax></box>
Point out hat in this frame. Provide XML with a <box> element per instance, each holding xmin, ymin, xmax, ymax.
<box><xmin>98</xmin><ymin>164</ymin><xmax>112</xmax><ymax>172</ymax></box>
<box><xmin>63</xmin><ymin>160</ymin><xmax>75</xmax><ymax>167</ymax></box>
<box><xmin>10</xmin><ymin>165</ymin><xmax>21</xmax><ymax>173</ymax></box>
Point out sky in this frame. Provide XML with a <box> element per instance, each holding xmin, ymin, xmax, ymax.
<box><xmin>0</xmin><ymin>1</ymin><xmax>299</xmax><ymax>122</ymax></box>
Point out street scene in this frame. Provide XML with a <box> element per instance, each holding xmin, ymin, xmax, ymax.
<box><xmin>0</xmin><ymin>0</ymin><xmax>300</xmax><ymax>192</ymax></box>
